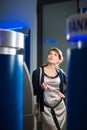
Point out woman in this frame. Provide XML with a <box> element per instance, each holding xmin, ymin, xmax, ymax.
<box><xmin>32</xmin><ymin>47</ymin><xmax>67</xmax><ymax>130</ymax></box>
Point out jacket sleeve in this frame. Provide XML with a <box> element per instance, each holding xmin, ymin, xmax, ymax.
<box><xmin>63</xmin><ymin>71</ymin><xmax>67</xmax><ymax>96</ymax></box>
<box><xmin>32</xmin><ymin>68</ymin><xmax>43</xmax><ymax>95</ymax></box>
<box><xmin>57</xmin><ymin>68</ymin><xmax>67</xmax><ymax>105</ymax></box>
<box><xmin>58</xmin><ymin>68</ymin><xmax>67</xmax><ymax>95</ymax></box>
<box><xmin>61</xmin><ymin>69</ymin><xmax>67</xmax><ymax>86</ymax></box>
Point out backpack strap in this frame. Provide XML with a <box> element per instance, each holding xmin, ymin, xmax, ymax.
<box><xmin>38</xmin><ymin>67</ymin><xmax>44</xmax><ymax>112</ymax></box>
<box><xmin>39</xmin><ymin>67</ymin><xmax>42</xmax><ymax>86</ymax></box>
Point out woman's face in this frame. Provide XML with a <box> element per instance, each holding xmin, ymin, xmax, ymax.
<box><xmin>47</xmin><ymin>50</ymin><xmax>59</xmax><ymax>65</ymax></box>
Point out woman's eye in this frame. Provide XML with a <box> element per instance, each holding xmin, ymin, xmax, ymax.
<box><xmin>54</xmin><ymin>53</ymin><xmax>58</xmax><ymax>56</ymax></box>
<box><xmin>49</xmin><ymin>53</ymin><xmax>52</xmax><ymax>55</ymax></box>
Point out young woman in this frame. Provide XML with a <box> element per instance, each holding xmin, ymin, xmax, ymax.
<box><xmin>32</xmin><ymin>47</ymin><xmax>67</xmax><ymax>130</ymax></box>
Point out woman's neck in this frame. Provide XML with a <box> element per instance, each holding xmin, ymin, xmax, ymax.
<box><xmin>47</xmin><ymin>64</ymin><xmax>55</xmax><ymax>69</ymax></box>
<box><xmin>44</xmin><ymin>64</ymin><xmax>58</xmax><ymax>77</ymax></box>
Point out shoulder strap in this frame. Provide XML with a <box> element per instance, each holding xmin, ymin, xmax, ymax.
<box><xmin>39</xmin><ymin>67</ymin><xmax>42</xmax><ymax>86</ymax></box>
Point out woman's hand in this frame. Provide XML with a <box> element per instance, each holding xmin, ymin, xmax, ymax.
<box><xmin>41</xmin><ymin>82</ymin><xmax>48</xmax><ymax>90</ymax></box>
<box><xmin>58</xmin><ymin>91</ymin><xmax>65</xmax><ymax>98</ymax></box>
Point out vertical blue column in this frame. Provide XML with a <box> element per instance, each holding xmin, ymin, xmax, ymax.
<box><xmin>66</xmin><ymin>13</ymin><xmax>87</xmax><ymax>130</ymax></box>
<box><xmin>67</xmin><ymin>48</ymin><xmax>87</xmax><ymax>130</ymax></box>
<box><xmin>0</xmin><ymin>55</ymin><xmax>23</xmax><ymax>130</ymax></box>
<box><xmin>0</xmin><ymin>29</ymin><xmax>24</xmax><ymax>130</ymax></box>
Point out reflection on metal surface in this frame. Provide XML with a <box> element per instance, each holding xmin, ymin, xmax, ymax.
<box><xmin>0</xmin><ymin>47</ymin><xmax>16</xmax><ymax>55</ymax></box>
<box><xmin>0</xmin><ymin>29</ymin><xmax>24</xmax><ymax>49</ymax></box>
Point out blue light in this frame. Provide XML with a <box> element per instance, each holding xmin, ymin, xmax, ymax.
<box><xmin>43</xmin><ymin>38</ymin><xmax>57</xmax><ymax>44</ymax></box>
<box><xmin>0</xmin><ymin>20</ymin><xmax>29</xmax><ymax>29</ymax></box>
<box><xmin>69</xmin><ymin>34</ymin><xmax>87</xmax><ymax>42</ymax></box>
<box><xmin>8</xmin><ymin>27</ymin><xmax>24</xmax><ymax>30</ymax></box>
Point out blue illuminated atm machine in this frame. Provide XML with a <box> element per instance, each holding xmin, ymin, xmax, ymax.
<box><xmin>66</xmin><ymin>12</ymin><xmax>87</xmax><ymax>130</ymax></box>
<box><xmin>0</xmin><ymin>29</ymin><xmax>35</xmax><ymax>130</ymax></box>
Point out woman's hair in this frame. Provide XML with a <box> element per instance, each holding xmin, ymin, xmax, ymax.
<box><xmin>48</xmin><ymin>47</ymin><xmax>64</xmax><ymax>64</ymax></box>
<box><xmin>41</xmin><ymin>47</ymin><xmax>64</xmax><ymax>67</ymax></box>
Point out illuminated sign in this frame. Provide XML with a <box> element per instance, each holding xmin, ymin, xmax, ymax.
<box><xmin>66</xmin><ymin>13</ymin><xmax>87</xmax><ymax>42</ymax></box>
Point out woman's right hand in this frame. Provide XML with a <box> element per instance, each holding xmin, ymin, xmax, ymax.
<box><xmin>58</xmin><ymin>91</ymin><xmax>65</xmax><ymax>99</ymax></box>
<box><xmin>41</xmin><ymin>82</ymin><xmax>48</xmax><ymax>90</ymax></box>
